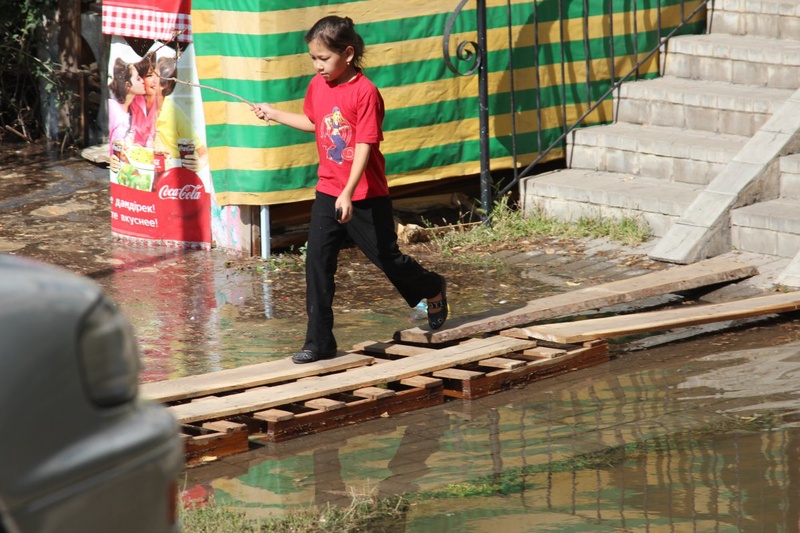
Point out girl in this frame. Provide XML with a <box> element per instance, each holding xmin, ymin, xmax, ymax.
<box><xmin>108</xmin><ymin>57</ymin><xmax>145</xmax><ymax>160</ymax></box>
<box><xmin>129</xmin><ymin>55</ymin><xmax>159</xmax><ymax>148</ymax></box>
<box><xmin>253</xmin><ymin>16</ymin><xmax>447</xmax><ymax>364</ymax></box>
<box><xmin>154</xmin><ymin>56</ymin><xmax>208</xmax><ymax>173</ymax></box>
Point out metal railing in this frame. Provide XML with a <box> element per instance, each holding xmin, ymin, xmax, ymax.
<box><xmin>444</xmin><ymin>0</ymin><xmax>713</xmax><ymax>219</ymax></box>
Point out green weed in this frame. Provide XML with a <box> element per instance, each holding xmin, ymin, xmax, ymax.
<box><xmin>432</xmin><ymin>195</ymin><xmax>652</xmax><ymax>257</ymax></box>
<box><xmin>181</xmin><ymin>487</ymin><xmax>408</xmax><ymax>533</ymax></box>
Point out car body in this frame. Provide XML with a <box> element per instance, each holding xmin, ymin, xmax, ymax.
<box><xmin>0</xmin><ymin>254</ymin><xmax>183</xmax><ymax>533</ymax></box>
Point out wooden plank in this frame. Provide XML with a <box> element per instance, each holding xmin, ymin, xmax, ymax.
<box><xmin>262</xmin><ymin>382</ymin><xmax>443</xmax><ymax>442</ymax></box>
<box><xmin>202</xmin><ymin>420</ymin><xmax>245</xmax><ymax>434</ymax></box>
<box><xmin>433</xmin><ymin>368</ymin><xmax>484</xmax><ymax>380</ymax></box>
<box><xmin>476</xmin><ymin>357</ymin><xmax>527</xmax><ymax>370</ymax></box>
<box><xmin>168</xmin><ymin>336</ymin><xmax>535</xmax><ymax>424</ymax></box>
<box><xmin>352</xmin><ymin>341</ymin><xmax>436</xmax><ymax>357</ymax></box>
<box><xmin>183</xmin><ymin>422</ymin><xmax>249</xmax><ymax>465</ymax></box>
<box><xmin>394</xmin><ymin>257</ymin><xmax>758</xmax><ymax>344</ymax></box>
<box><xmin>141</xmin><ymin>353</ymin><xmax>374</xmax><ymax>403</ymax></box>
<box><xmin>305</xmin><ymin>398</ymin><xmax>347</xmax><ymax>411</ymax></box>
<box><xmin>352</xmin><ymin>387</ymin><xmax>396</xmax><ymax>400</ymax></box>
<box><xmin>520</xmin><ymin>291</ymin><xmax>800</xmax><ymax>344</ymax></box>
<box><xmin>520</xmin><ymin>346</ymin><xmax>567</xmax><ymax>359</ymax></box>
<box><xmin>400</xmin><ymin>375</ymin><xmax>442</xmax><ymax>389</ymax></box>
<box><xmin>252</xmin><ymin>409</ymin><xmax>295</xmax><ymax>423</ymax></box>
<box><xmin>445</xmin><ymin>343</ymin><xmax>609</xmax><ymax>400</ymax></box>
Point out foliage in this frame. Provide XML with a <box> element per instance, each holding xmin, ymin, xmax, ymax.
<box><xmin>181</xmin><ymin>488</ymin><xmax>409</xmax><ymax>533</ymax></box>
<box><xmin>432</xmin><ymin>194</ymin><xmax>653</xmax><ymax>257</ymax></box>
<box><xmin>0</xmin><ymin>0</ymin><xmax>64</xmax><ymax>143</ymax></box>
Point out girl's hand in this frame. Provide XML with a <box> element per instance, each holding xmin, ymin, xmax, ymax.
<box><xmin>109</xmin><ymin>154</ymin><xmax>121</xmax><ymax>173</ymax></box>
<box><xmin>335</xmin><ymin>198</ymin><xmax>353</xmax><ymax>224</ymax></box>
<box><xmin>252</xmin><ymin>103</ymin><xmax>273</xmax><ymax>123</ymax></box>
<box><xmin>181</xmin><ymin>152</ymin><xmax>202</xmax><ymax>172</ymax></box>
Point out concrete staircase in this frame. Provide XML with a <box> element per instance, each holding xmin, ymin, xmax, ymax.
<box><xmin>520</xmin><ymin>0</ymin><xmax>800</xmax><ymax>283</ymax></box>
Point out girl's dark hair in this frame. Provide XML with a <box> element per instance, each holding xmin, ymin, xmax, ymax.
<box><xmin>305</xmin><ymin>16</ymin><xmax>365</xmax><ymax>68</ymax></box>
<box><xmin>156</xmin><ymin>56</ymin><xmax>177</xmax><ymax>97</ymax></box>
<box><xmin>135</xmin><ymin>54</ymin><xmax>154</xmax><ymax>78</ymax></box>
<box><xmin>108</xmin><ymin>58</ymin><xmax>133</xmax><ymax>103</ymax></box>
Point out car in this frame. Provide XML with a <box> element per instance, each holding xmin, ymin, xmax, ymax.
<box><xmin>0</xmin><ymin>254</ymin><xmax>183</xmax><ymax>533</ymax></box>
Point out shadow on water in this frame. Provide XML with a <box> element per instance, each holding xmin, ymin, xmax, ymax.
<box><xmin>187</xmin><ymin>342</ymin><xmax>800</xmax><ymax>532</ymax></box>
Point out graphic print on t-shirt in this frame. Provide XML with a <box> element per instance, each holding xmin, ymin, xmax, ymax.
<box><xmin>321</xmin><ymin>107</ymin><xmax>353</xmax><ymax>164</ymax></box>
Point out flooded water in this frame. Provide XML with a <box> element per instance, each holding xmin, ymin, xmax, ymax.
<box><xmin>189</xmin><ymin>340</ymin><xmax>800</xmax><ymax>532</ymax></box>
<box><xmin>95</xmin><ymin>245</ymin><xmax>553</xmax><ymax>382</ymax></box>
<box><xmin>4</xmin><ymin>145</ymin><xmax>800</xmax><ymax>531</ymax></box>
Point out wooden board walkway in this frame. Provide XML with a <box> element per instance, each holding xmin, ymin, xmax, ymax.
<box><xmin>169</xmin><ymin>336</ymin><xmax>607</xmax><ymax>464</ymax></box>
<box><xmin>394</xmin><ymin>256</ymin><xmax>757</xmax><ymax>344</ymax></box>
<box><xmin>501</xmin><ymin>290</ymin><xmax>800</xmax><ymax>344</ymax></box>
<box><xmin>142</xmin><ymin>353</ymin><xmax>374</xmax><ymax>403</ymax></box>
<box><xmin>169</xmin><ymin>336</ymin><xmax>536</xmax><ymax>424</ymax></box>
<box><xmin>146</xmin><ymin>257</ymin><xmax>774</xmax><ymax>465</ymax></box>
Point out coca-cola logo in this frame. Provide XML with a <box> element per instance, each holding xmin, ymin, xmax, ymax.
<box><xmin>158</xmin><ymin>183</ymin><xmax>204</xmax><ymax>200</ymax></box>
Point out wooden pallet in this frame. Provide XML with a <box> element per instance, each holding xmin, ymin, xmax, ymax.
<box><xmin>182</xmin><ymin>420</ymin><xmax>249</xmax><ymax>467</ymax></box>
<box><xmin>238</xmin><ymin>375</ymin><xmax>443</xmax><ymax>442</ymax></box>
<box><xmin>353</xmin><ymin>339</ymin><xmax>609</xmax><ymax>400</ymax></box>
<box><xmin>160</xmin><ymin>335</ymin><xmax>609</xmax><ymax>463</ymax></box>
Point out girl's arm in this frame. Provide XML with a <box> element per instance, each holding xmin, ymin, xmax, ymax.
<box><xmin>335</xmin><ymin>142</ymin><xmax>371</xmax><ymax>223</ymax></box>
<box><xmin>252</xmin><ymin>104</ymin><xmax>315</xmax><ymax>132</ymax></box>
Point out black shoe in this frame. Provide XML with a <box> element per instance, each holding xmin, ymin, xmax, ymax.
<box><xmin>427</xmin><ymin>275</ymin><xmax>448</xmax><ymax>330</ymax></box>
<box><xmin>291</xmin><ymin>350</ymin><xmax>337</xmax><ymax>364</ymax></box>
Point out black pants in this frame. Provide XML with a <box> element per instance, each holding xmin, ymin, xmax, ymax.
<box><xmin>303</xmin><ymin>192</ymin><xmax>441</xmax><ymax>355</ymax></box>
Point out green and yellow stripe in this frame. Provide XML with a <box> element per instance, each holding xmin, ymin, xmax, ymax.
<box><xmin>191</xmin><ymin>0</ymin><xmax>706</xmax><ymax>206</ymax></box>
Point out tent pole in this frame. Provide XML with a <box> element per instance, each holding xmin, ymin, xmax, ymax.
<box><xmin>260</xmin><ymin>205</ymin><xmax>270</xmax><ymax>260</ymax></box>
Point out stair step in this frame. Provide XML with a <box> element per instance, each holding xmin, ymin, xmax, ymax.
<box><xmin>731</xmin><ymin>199</ymin><xmax>800</xmax><ymax>257</ymax></box>
<box><xmin>780</xmin><ymin>154</ymin><xmax>800</xmax><ymax>200</ymax></box>
<box><xmin>569</xmin><ymin>123</ymin><xmax>747</xmax><ymax>185</ymax></box>
<box><xmin>520</xmin><ymin>169</ymin><xmax>703</xmax><ymax>237</ymax></box>
<box><xmin>664</xmin><ymin>34</ymin><xmax>800</xmax><ymax>88</ymax></box>
<box><xmin>710</xmin><ymin>0</ymin><xmax>800</xmax><ymax>39</ymax></box>
<box><xmin>616</xmin><ymin>76</ymin><xmax>791</xmax><ymax>135</ymax></box>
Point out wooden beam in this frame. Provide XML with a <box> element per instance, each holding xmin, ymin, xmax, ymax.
<box><xmin>168</xmin><ymin>336</ymin><xmax>535</xmax><ymax>424</ymax></box>
<box><xmin>517</xmin><ymin>291</ymin><xmax>800</xmax><ymax>344</ymax></box>
<box><xmin>394</xmin><ymin>256</ymin><xmax>758</xmax><ymax>344</ymax></box>
<box><xmin>141</xmin><ymin>353</ymin><xmax>374</xmax><ymax>403</ymax></box>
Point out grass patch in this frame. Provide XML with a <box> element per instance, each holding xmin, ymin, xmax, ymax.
<box><xmin>181</xmin><ymin>488</ymin><xmax>409</xmax><ymax>533</ymax></box>
<box><xmin>432</xmin><ymin>195</ymin><xmax>652</xmax><ymax>258</ymax></box>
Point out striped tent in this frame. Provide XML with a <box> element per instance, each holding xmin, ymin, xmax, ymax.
<box><xmin>191</xmin><ymin>0</ymin><xmax>705</xmax><ymax>206</ymax></box>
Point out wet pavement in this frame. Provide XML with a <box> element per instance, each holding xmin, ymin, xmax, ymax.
<box><xmin>3</xmin><ymin>143</ymin><xmax>800</xmax><ymax>530</ymax></box>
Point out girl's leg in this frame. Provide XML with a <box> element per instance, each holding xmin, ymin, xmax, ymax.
<box><xmin>302</xmin><ymin>192</ymin><xmax>346</xmax><ymax>356</ymax></box>
<box><xmin>346</xmin><ymin>196</ymin><xmax>442</xmax><ymax>307</ymax></box>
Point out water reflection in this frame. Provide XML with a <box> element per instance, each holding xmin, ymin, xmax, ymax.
<box><xmin>97</xmin><ymin>243</ymin><xmax>552</xmax><ymax>382</ymax></box>
<box><xmin>187</xmin><ymin>343</ymin><xmax>800</xmax><ymax>532</ymax></box>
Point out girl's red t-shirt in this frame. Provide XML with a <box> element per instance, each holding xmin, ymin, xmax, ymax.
<box><xmin>303</xmin><ymin>70</ymin><xmax>389</xmax><ymax>200</ymax></box>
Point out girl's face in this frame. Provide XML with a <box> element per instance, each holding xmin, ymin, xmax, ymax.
<box><xmin>144</xmin><ymin>68</ymin><xmax>158</xmax><ymax>97</ymax></box>
<box><xmin>308</xmin><ymin>38</ymin><xmax>354</xmax><ymax>85</ymax></box>
<box><xmin>128</xmin><ymin>65</ymin><xmax>145</xmax><ymax>96</ymax></box>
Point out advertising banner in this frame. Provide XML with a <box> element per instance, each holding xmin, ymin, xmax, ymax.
<box><xmin>102</xmin><ymin>0</ymin><xmax>212</xmax><ymax>249</ymax></box>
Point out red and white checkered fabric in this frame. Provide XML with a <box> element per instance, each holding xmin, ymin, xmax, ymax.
<box><xmin>102</xmin><ymin>5</ymin><xmax>193</xmax><ymax>43</ymax></box>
